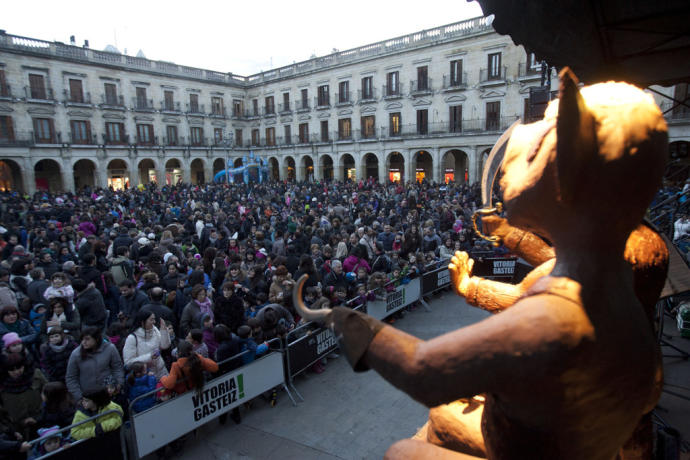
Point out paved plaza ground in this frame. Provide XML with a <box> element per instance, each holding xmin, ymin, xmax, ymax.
<box><xmin>146</xmin><ymin>289</ymin><xmax>690</xmax><ymax>460</ymax></box>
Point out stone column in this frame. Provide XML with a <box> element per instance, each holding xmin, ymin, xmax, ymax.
<box><xmin>379</xmin><ymin>151</ymin><xmax>387</xmax><ymax>184</ymax></box>
<box><xmin>60</xmin><ymin>162</ymin><xmax>74</xmax><ymax>193</ymax></box>
<box><xmin>22</xmin><ymin>160</ymin><xmax>36</xmax><ymax>195</ymax></box>
<box><xmin>295</xmin><ymin>156</ymin><xmax>304</xmax><ymax>182</ymax></box>
<box><xmin>334</xmin><ymin>155</ymin><xmax>343</xmax><ymax>182</ymax></box>
<box><xmin>406</xmin><ymin>149</ymin><xmax>415</xmax><ymax>183</ymax></box>
<box><xmin>182</xmin><ymin>160</ymin><xmax>192</xmax><ymax>184</ymax></box>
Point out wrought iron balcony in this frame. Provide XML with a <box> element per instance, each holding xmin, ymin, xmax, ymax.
<box><xmin>100</xmin><ymin>94</ymin><xmax>125</xmax><ymax>109</ymax></box>
<box><xmin>335</xmin><ymin>92</ymin><xmax>352</xmax><ymax>106</ymax></box>
<box><xmin>314</xmin><ymin>96</ymin><xmax>330</xmax><ymax>109</ymax></box>
<box><xmin>161</xmin><ymin>101</ymin><xmax>182</xmax><ymax>113</ymax></box>
<box><xmin>24</xmin><ymin>86</ymin><xmax>55</xmax><ymax>102</ymax></box>
<box><xmin>357</xmin><ymin>88</ymin><xmax>378</xmax><ymax>103</ymax></box>
<box><xmin>410</xmin><ymin>79</ymin><xmax>432</xmax><ymax>95</ymax></box>
<box><xmin>133</xmin><ymin>97</ymin><xmax>155</xmax><ymax>111</ymax></box>
<box><xmin>479</xmin><ymin>66</ymin><xmax>508</xmax><ymax>84</ymax></box>
<box><xmin>337</xmin><ymin>131</ymin><xmax>353</xmax><ymax>141</ymax></box>
<box><xmin>0</xmin><ymin>130</ymin><xmax>32</xmax><ymax>146</ymax></box>
<box><xmin>186</xmin><ymin>103</ymin><xmax>205</xmax><ymax>115</ymax></box>
<box><xmin>32</xmin><ymin>130</ymin><xmax>61</xmax><ymax>144</ymax></box>
<box><xmin>64</xmin><ymin>90</ymin><xmax>92</xmax><ymax>106</ymax></box>
<box><xmin>382</xmin><ymin>84</ymin><xmax>403</xmax><ymax>99</ymax></box>
<box><xmin>135</xmin><ymin>135</ymin><xmax>157</xmax><ymax>146</ymax></box>
<box><xmin>296</xmin><ymin>100</ymin><xmax>310</xmax><ymax>112</ymax></box>
<box><xmin>262</xmin><ymin>106</ymin><xmax>276</xmax><ymax>116</ymax></box>
<box><xmin>442</xmin><ymin>73</ymin><xmax>468</xmax><ymax>90</ymax></box>
<box><xmin>0</xmin><ymin>83</ymin><xmax>11</xmax><ymax>99</ymax></box>
<box><xmin>210</xmin><ymin>106</ymin><xmax>226</xmax><ymax>117</ymax></box>
<box><xmin>518</xmin><ymin>62</ymin><xmax>542</xmax><ymax>79</ymax></box>
<box><xmin>103</xmin><ymin>133</ymin><xmax>130</xmax><ymax>145</ymax></box>
<box><xmin>278</xmin><ymin>102</ymin><xmax>292</xmax><ymax>114</ymax></box>
<box><xmin>163</xmin><ymin>136</ymin><xmax>179</xmax><ymax>146</ymax></box>
<box><xmin>69</xmin><ymin>131</ymin><xmax>96</xmax><ymax>145</ymax></box>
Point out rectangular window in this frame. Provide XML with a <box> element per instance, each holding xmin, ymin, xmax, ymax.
<box><xmin>190</xmin><ymin>127</ymin><xmax>204</xmax><ymax>146</ymax></box>
<box><xmin>299</xmin><ymin>123</ymin><xmax>309</xmax><ymax>143</ymax></box>
<box><xmin>673</xmin><ymin>83</ymin><xmax>690</xmax><ymax>118</ymax></box>
<box><xmin>320</xmin><ymin>120</ymin><xmax>329</xmax><ymax>142</ymax></box>
<box><xmin>488</xmin><ymin>53</ymin><xmax>502</xmax><ymax>80</ymax></box>
<box><xmin>214</xmin><ymin>128</ymin><xmax>223</xmax><ymax>144</ymax></box>
<box><xmin>266</xmin><ymin>127</ymin><xmax>276</xmax><ymax>146</ymax></box>
<box><xmin>70</xmin><ymin>120</ymin><xmax>90</xmax><ymax>144</ymax></box>
<box><xmin>450</xmin><ymin>60</ymin><xmax>463</xmax><ymax>86</ymax></box>
<box><xmin>234</xmin><ymin>129</ymin><xmax>242</xmax><ymax>147</ymax></box>
<box><xmin>416</xmin><ymin>109</ymin><xmax>428</xmax><ymax>135</ymax></box>
<box><xmin>283</xmin><ymin>92</ymin><xmax>290</xmax><ymax>111</ymax></box>
<box><xmin>389</xmin><ymin>112</ymin><xmax>401</xmax><ymax>136</ymax></box>
<box><xmin>105</xmin><ymin>122</ymin><xmax>125</xmax><ymax>143</ymax></box>
<box><xmin>252</xmin><ymin>99</ymin><xmax>259</xmax><ymax>116</ymax></box>
<box><xmin>164</xmin><ymin>91</ymin><xmax>174</xmax><ymax>111</ymax></box>
<box><xmin>29</xmin><ymin>74</ymin><xmax>46</xmax><ymax>99</ymax></box>
<box><xmin>136</xmin><ymin>87</ymin><xmax>148</xmax><ymax>108</ymax></box>
<box><xmin>318</xmin><ymin>85</ymin><xmax>329</xmax><ymax>106</ymax></box>
<box><xmin>265</xmin><ymin>96</ymin><xmax>274</xmax><ymax>115</ymax></box>
<box><xmin>211</xmin><ymin>96</ymin><xmax>224</xmax><ymax>116</ymax></box>
<box><xmin>486</xmin><ymin>101</ymin><xmax>500</xmax><ymax>130</ymax></box>
<box><xmin>232</xmin><ymin>99</ymin><xmax>243</xmax><ymax>117</ymax></box>
<box><xmin>361</xmin><ymin>76</ymin><xmax>373</xmax><ymax>100</ymax></box>
<box><xmin>69</xmin><ymin>79</ymin><xmax>84</xmax><ymax>103</ymax></box>
<box><xmin>449</xmin><ymin>105</ymin><xmax>462</xmax><ymax>133</ymax></box>
<box><xmin>33</xmin><ymin>118</ymin><xmax>54</xmax><ymax>143</ymax></box>
<box><xmin>338</xmin><ymin>81</ymin><xmax>349</xmax><ymax>103</ymax></box>
<box><xmin>386</xmin><ymin>71</ymin><xmax>399</xmax><ymax>95</ymax></box>
<box><xmin>0</xmin><ymin>116</ymin><xmax>15</xmax><ymax>142</ymax></box>
<box><xmin>251</xmin><ymin>129</ymin><xmax>260</xmax><ymax>146</ymax></box>
<box><xmin>136</xmin><ymin>124</ymin><xmax>154</xmax><ymax>145</ymax></box>
<box><xmin>301</xmin><ymin>88</ymin><xmax>308</xmax><ymax>109</ymax></box>
<box><xmin>338</xmin><ymin>118</ymin><xmax>351</xmax><ymax>140</ymax></box>
<box><xmin>284</xmin><ymin>125</ymin><xmax>292</xmax><ymax>144</ymax></box>
<box><xmin>104</xmin><ymin>83</ymin><xmax>118</xmax><ymax>105</ymax></box>
<box><xmin>0</xmin><ymin>70</ymin><xmax>8</xmax><ymax>97</ymax></box>
<box><xmin>166</xmin><ymin>125</ymin><xmax>178</xmax><ymax>145</ymax></box>
<box><xmin>528</xmin><ymin>52</ymin><xmax>539</xmax><ymax>70</ymax></box>
<box><xmin>417</xmin><ymin>66</ymin><xmax>428</xmax><ymax>91</ymax></box>
<box><xmin>189</xmin><ymin>93</ymin><xmax>199</xmax><ymax>113</ymax></box>
<box><xmin>361</xmin><ymin>115</ymin><xmax>375</xmax><ymax>138</ymax></box>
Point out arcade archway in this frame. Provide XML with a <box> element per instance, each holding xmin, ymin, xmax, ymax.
<box><xmin>341</xmin><ymin>154</ymin><xmax>355</xmax><ymax>181</ymax></box>
<box><xmin>388</xmin><ymin>152</ymin><xmax>404</xmax><ymax>183</ymax></box>
<box><xmin>213</xmin><ymin>158</ymin><xmax>225</xmax><ymax>177</ymax></box>
<box><xmin>363</xmin><ymin>153</ymin><xmax>379</xmax><ymax>181</ymax></box>
<box><xmin>321</xmin><ymin>155</ymin><xmax>334</xmax><ymax>181</ymax></box>
<box><xmin>0</xmin><ymin>159</ymin><xmax>24</xmax><ymax>192</ymax></box>
<box><xmin>34</xmin><ymin>159</ymin><xmax>63</xmax><ymax>192</ymax></box>
<box><xmin>301</xmin><ymin>156</ymin><xmax>314</xmax><ymax>182</ymax></box>
<box><xmin>73</xmin><ymin>159</ymin><xmax>96</xmax><ymax>190</ymax></box>
<box><xmin>165</xmin><ymin>158</ymin><xmax>182</xmax><ymax>185</ymax></box>
<box><xmin>190</xmin><ymin>159</ymin><xmax>205</xmax><ymax>184</ymax></box>
<box><xmin>268</xmin><ymin>157</ymin><xmax>280</xmax><ymax>181</ymax></box>
<box><xmin>107</xmin><ymin>159</ymin><xmax>129</xmax><ymax>190</ymax></box>
<box><xmin>285</xmin><ymin>156</ymin><xmax>296</xmax><ymax>181</ymax></box>
<box><xmin>138</xmin><ymin>159</ymin><xmax>157</xmax><ymax>184</ymax></box>
<box><xmin>442</xmin><ymin>149</ymin><xmax>469</xmax><ymax>183</ymax></box>
<box><xmin>414</xmin><ymin>150</ymin><xmax>433</xmax><ymax>183</ymax></box>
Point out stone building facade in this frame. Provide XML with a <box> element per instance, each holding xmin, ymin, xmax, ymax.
<box><xmin>0</xmin><ymin>16</ymin><xmax>687</xmax><ymax>193</ymax></box>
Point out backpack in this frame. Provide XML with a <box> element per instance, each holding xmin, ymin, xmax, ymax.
<box><xmin>110</xmin><ymin>259</ymin><xmax>133</xmax><ymax>286</ymax></box>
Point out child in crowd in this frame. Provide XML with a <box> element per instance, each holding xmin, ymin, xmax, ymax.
<box><xmin>185</xmin><ymin>329</ymin><xmax>208</xmax><ymax>358</ymax></box>
<box><xmin>42</xmin><ymin>272</ymin><xmax>74</xmax><ymax>305</ymax></box>
<box><xmin>29</xmin><ymin>303</ymin><xmax>48</xmax><ymax>335</ymax></box>
<box><xmin>106</xmin><ymin>322</ymin><xmax>126</xmax><ymax>356</ymax></box>
<box><xmin>237</xmin><ymin>325</ymin><xmax>268</xmax><ymax>365</ymax></box>
<box><xmin>70</xmin><ymin>389</ymin><xmax>123</xmax><ymax>441</ymax></box>
<box><xmin>29</xmin><ymin>426</ymin><xmax>71</xmax><ymax>460</ymax></box>
<box><xmin>200</xmin><ymin>314</ymin><xmax>218</xmax><ymax>358</ymax></box>
<box><xmin>39</xmin><ymin>327</ymin><xmax>77</xmax><ymax>382</ymax></box>
<box><xmin>126</xmin><ymin>362</ymin><xmax>158</xmax><ymax>414</ymax></box>
<box><xmin>2</xmin><ymin>332</ymin><xmax>34</xmax><ymax>368</ymax></box>
<box><xmin>37</xmin><ymin>381</ymin><xmax>75</xmax><ymax>429</ymax></box>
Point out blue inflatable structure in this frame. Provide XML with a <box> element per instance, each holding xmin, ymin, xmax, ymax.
<box><xmin>214</xmin><ymin>151</ymin><xmax>269</xmax><ymax>184</ymax></box>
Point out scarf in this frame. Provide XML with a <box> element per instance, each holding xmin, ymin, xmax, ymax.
<box><xmin>50</xmin><ymin>312</ymin><xmax>67</xmax><ymax>324</ymax></box>
<box><xmin>196</xmin><ymin>298</ymin><xmax>213</xmax><ymax>321</ymax></box>
<box><xmin>49</xmin><ymin>338</ymin><xmax>70</xmax><ymax>353</ymax></box>
<box><xmin>0</xmin><ymin>367</ymin><xmax>34</xmax><ymax>394</ymax></box>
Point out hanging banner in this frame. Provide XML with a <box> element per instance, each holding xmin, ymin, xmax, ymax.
<box><xmin>366</xmin><ymin>278</ymin><xmax>421</xmax><ymax>320</ymax></box>
<box><xmin>132</xmin><ymin>352</ymin><xmax>284</xmax><ymax>457</ymax></box>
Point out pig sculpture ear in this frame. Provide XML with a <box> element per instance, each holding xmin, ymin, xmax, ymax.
<box><xmin>556</xmin><ymin>67</ymin><xmax>598</xmax><ymax>204</ymax></box>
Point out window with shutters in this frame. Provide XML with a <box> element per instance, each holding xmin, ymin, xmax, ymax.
<box><xmin>284</xmin><ymin>125</ymin><xmax>292</xmax><ymax>144</ymax></box>
<box><xmin>389</xmin><ymin>112</ymin><xmax>401</xmax><ymax>136</ymax></box>
<box><xmin>190</xmin><ymin>127</ymin><xmax>204</xmax><ymax>146</ymax></box>
<box><xmin>266</xmin><ymin>127</ymin><xmax>276</xmax><ymax>146</ymax></box>
<box><xmin>361</xmin><ymin>115</ymin><xmax>375</xmax><ymax>138</ymax></box>
<box><xmin>0</xmin><ymin>116</ymin><xmax>14</xmax><ymax>142</ymax></box>
<box><xmin>301</xmin><ymin>89</ymin><xmax>309</xmax><ymax>109</ymax></box>
<box><xmin>70</xmin><ymin>120</ymin><xmax>90</xmax><ymax>144</ymax></box>
<box><xmin>164</xmin><ymin>91</ymin><xmax>175</xmax><ymax>111</ymax></box>
<box><xmin>317</xmin><ymin>85</ymin><xmax>329</xmax><ymax>106</ymax></box>
<box><xmin>136</xmin><ymin>124</ymin><xmax>154</xmax><ymax>145</ymax></box>
<box><xmin>211</xmin><ymin>96</ymin><xmax>224</xmax><ymax>116</ymax></box>
<box><xmin>386</xmin><ymin>71</ymin><xmax>399</xmax><ymax>96</ymax></box>
<box><xmin>214</xmin><ymin>128</ymin><xmax>223</xmax><ymax>144</ymax></box>
<box><xmin>232</xmin><ymin>99</ymin><xmax>243</xmax><ymax>117</ymax></box>
<box><xmin>449</xmin><ymin>105</ymin><xmax>462</xmax><ymax>133</ymax></box>
<box><xmin>252</xmin><ymin>99</ymin><xmax>259</xmax><ymax>116</ymax></box>
<box><xmin>104</xmin><ymin>83</ymin><xmax>118</xmax><ymax>105</ymax></box>
<box><xmin>0</xmin><ymin>70</ymin><xmax>8</xmax><ymax>97</ymax></box>
<box><xmin>450</xmin><ymin>60</ymin><xmax>463</xmax><ymax>86</ymax></box>
<box><xmin>486</xmin><ymin>101</ymin><xmax>501</xmax><ymax>130</ymax></box>
<box><xmin>264</xmin><ymin>96</ymin><xmax>274</xmax><ymax>115</ymax></box>
<box><xmin>251</xmin><ymin>129</ymin><xmax>260</xmax><ymax>146</ymax></box>
<box><xmin>166</xmin><ymin>125</ymin><xmax>178</xmax><ymax>145</ymax></box>
<box><xmin>33</xmin><ymin>118</ymin><xmax>54</xmax><ymax>143</ymax></box>
<box><xmin>29</xmin><ymin>74</ymin><xmax>47</xmax><ymax>100</ymax></box>
<box><xmin>320</xmin><ymin>120</ymin><xmax>329</xmax><ymax>142</ymax></box>
<box><xmin>105</xmin><ymin>122</ymin><xmax>125</xmax><ymax>144</ymax></box>
<box><xmin>416</xmin><ymin>109</ymin><xmax>428</xmax><ymax>135</ymax></box>
<box><xmin>338</xmin><ymin>118</ymin><xmax>351</xmax><ymax>140</ymax></box>
<box><xmin>282</xmin><ymin>92</ymin><xmax>290</xmax><ymax>111</ymax></box>
<box><xmin>338</xmin><ymin>81</ymin><xmax>349</xmax><ymax>103</ymax></box>
<box><xmin>235</xmin><ymin>129</ymin><xmax>242</xmax><ymax>147</ymax></box>
<box><xmin>417</xmin><ymin>66</ymin><xmax>428</xmax><ymax>91</ymax></box>
<box><xmin>69</xmin><ymin>79</ymin><xmax>84</xmax><ymax>103</ymax></box>
<box><xmin>189</xmin><ymin>93</ymin><xmax>199</xmax><ymax>113</ymax></box>
<box><xmin>361</xmin><ymin>76</ymin><xmax>373</xmax><ymax>100</ymax></box>
<box><xmin>136</xmin><ymin>87</ymin><xmax>148</xmax><ymax>109</ymax></box>
<box><xmin>299</xmin><ymin>123</ymin><xmax>309</xmax><ymax>143</ymax></box>
<box><xmin>488</xmin><ymin>53</ymin><xmax>502</xmax><ymax>80</ymax></box>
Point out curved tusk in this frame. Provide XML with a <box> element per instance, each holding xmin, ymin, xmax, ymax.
<box><xmin>292</xmin><ymin>274</ymin><xmax>332</xmax><ymax>322</ymax></box>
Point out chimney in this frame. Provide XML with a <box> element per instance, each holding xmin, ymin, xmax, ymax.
<box><xmin>83</xmin><ymin>39</ymin><xmax>89</xmax><ymax>48</ymax></box>
<box><xmin>70</xmin><ymin>35</ymin><xmax>76</xmax><ymax>45</ymax></box>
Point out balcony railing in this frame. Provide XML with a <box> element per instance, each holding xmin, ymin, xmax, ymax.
<box><xmin>314</xmin><ymin>96</ymin><xmax>330</xmax><ymax>109</ymax></box>
<box><xmin>410</xmin><ymin>79</ymin><xmax>432</xmax><ymax>95</ymax></box>
<box><xmin>337</xmin><ymin>131</ymin><xmax>353</xmax><ymax>141</ymax></box>
<box><xmin>210</xmin><ymin>106</ymin><xmax>226</xmax><ymax>117</ymax></box>
<box><xmin>0</xmin><ymin>130</ymin><xmax>32</xmax><ymax>146</ymax></box>
<box><xmin>357</xmin><ymin>88</ymin><xmax>378</xmax><ymax>103</ymax></box>
<box><xmin>442</xmin><ymin>73</ymin><xmax>468</xmax><ymax>90</ymax></box>
<box><xmin>136</xmin><ymin>135</ymin><xmax>157</xmax><ymax>146</ymax></box>
<box><xmin>100</xmin><ymin>94</ymin><xmax>125</xmax><ymax>108</ymax></box>
<box><xmin>382</xmin><ymin>84</ymin><xmax>403</xmax><ymax>99</ymax></box>
<box><xmin>335</xmin><ymin>92</ymin><xmax>352</xmax><ymax>106</ymax></box>
<box><xmin>186</xmin><ymin>103</ymin><xmax>205</xmax><ymax>115</ymax></box>
<box><xmin>64</xmin><ymin>90</ymin><xmax>92</xmax><ymax>106</ymax></box>
<box><xmin>24</xmin><ymin>86</ymin><xmax>55</xmax><ymax>102</ymax></box>
<box><xmin>0</xmin><ymin>83</ymin><xmax>11</xmax><ymax>98</ymax></box>
<box><xmin>189</xmin><ymin>137</ymin><xmax>208</xmax><ymax>147</ymax></box>
<box><xmin>660</xmin><ymin>101</ymin><xmax>690</xmax><ymax>122</ymax></box>
<box><xmin>163</xmin><ymin>136</ymin><xmax>180</xmax><ymax>146</ymax></box>
<box><xmin>132</xmin><ymin>98</ymin><xmax>155</xmax><ymax>111</ymax></box>
<box><xmin>518</xmin><ymin>62</ymin><xmax>542</xmax><ymax>78</ymax></box>
<box><xmin>32</xmin><ymin>130</ymin><xmax>61</xmax><ymax>144</ymax></box>
<box><xmin>161</xmin><ymin>101</ymin><xmax>182</xmax><ymax>113</ymax></box>
<box><xmin>480</xmin><ymin>66</ymin><xmax>508</xmax><ymax>84</ymax></box>
<box><xmin>103</xmin><ymin>133</ymin><xmax>130</xmax><ymax>145</ymax></box>
<box><xmin>69</xmin><ymin>131</ymin><xmax>96</xmax><ymax>145</ymax></box>
<box><xmin>356</xmin><ymin>127</ymin><xmax>378</xmax><ymax>140</ymax></box>
<box><xmin>278</xmin><ymin>102</ymin><xmax>292</xmax><ymax>113</ymax></box>
<box><xmin>262</xmin><ymin>106</ymin><xmax>276</xmax><ymax>116</ymax></box>
<box><xmin>296</xmin><ymin>100</ymin><xmax>310</xmax><ymax>112</ymax></box>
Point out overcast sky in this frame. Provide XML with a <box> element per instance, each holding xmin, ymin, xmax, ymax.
<box><xmin>3</xmin><ymin>0</ymin><xmax>485</xmax><ymax>76</ymax></box>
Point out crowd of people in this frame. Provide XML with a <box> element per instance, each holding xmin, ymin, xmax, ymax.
<box><xmin>0</xmin><ymin>177</ymin><xmax>500</xmax><ymax>458</ymax></box>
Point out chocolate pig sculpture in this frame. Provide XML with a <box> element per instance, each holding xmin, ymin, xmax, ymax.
<box><xmin>294</xmin><ymin>68</ymin><xmax>668</xmax><ymax>459</ymax></box>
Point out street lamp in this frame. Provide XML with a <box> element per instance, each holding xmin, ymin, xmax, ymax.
<box><xmin>223</xmin><ymin>130</ymin><xmax>234</xmax><ymax>185</ymax></box>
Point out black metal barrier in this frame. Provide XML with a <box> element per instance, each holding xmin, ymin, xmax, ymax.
<box><xmin>472</xmin><ymin>256</ymin><xmax>519</xmax><ymax>281</ymax></box>
<box><xmin>421</xmin><ymin>258</ymin><xmax>451</xmax><ymax>296</ymax></box>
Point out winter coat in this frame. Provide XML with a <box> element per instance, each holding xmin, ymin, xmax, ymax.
<box><xmin>160</xmin><ymin>355</ymin><xmax>218</xmax><ymax>395</ymax></box>
<box><xmin>70</xmin><ymin>401</ymin><xmax>123</xmax><ymax>440</ymax></box>
<box><xmin>74</xmin><ymin>286</ymin><xmax>107</xmax><ymax>329</ymax></box>
<box><xmin>118</xmin><ymin>289</ymin><xmax>149</xmax><ymax>323</ymax></box>
<box><xmin>179</xmin><ymin>299</ymin><xmax>211</xmax><ymax>337</ymax></box>
<box><xmin>65</xmin><ymin>341</ymin><xmax>124</xmax><ymax>401</ymax></box>
<box><xmin>268</xmin><ymin>274</ymin><xmax>295</xmax><ymax>305</ymax></box>
<box><xmin>40</xmin><ymin>306</ymin><xmax>81</xmax><ymax>340</ymax></box>
<box><xmin>215</xmin><ymin>336</ymin><xmax>242</xmax><ymax>373</ymax></box>
<box><xmin>0</xmin><ymin>282</ymin><xmax>17</xmax><ymax>309</ymax></box>
<box><xmin>0</xmin><ymin>318</ymin><xmax>38</xmax><ymax>350</ymax></box>
<box><xmin>27</xmin><ymin>279</ymin><xmax>50</xmax><ymax>306</ymax></box>
<box><xmin>127</xmin><ymin>374</ymin><xmax>157</xmax><ymax>413</ymax></box>
<box><xmin>238</xmin><ymin>337</ymin><xmax>268</xmax><ymax>365</ymax></box>
<box><xmin>213</xmin><ymin>293</ymin><xmax>245</xmax><ymax>333</ymax></box>
<box><xmin>0</xmin><ymin>368</ymin><xmax>47</xmax><ymax>426</ymax></box>
<box><xmin>343</xmin><ymin>256</ymin><xmax>371</xmax><ymax>274</ymax></box>
<box><xmin>122</xmin><ymin>326</ymin><xmax>170</xmax><ymax>379</ymax></box>
<box><xmin>39</xmin><ymin>338</ymin><xmax>78</xmax><ymax>382</ymax></box>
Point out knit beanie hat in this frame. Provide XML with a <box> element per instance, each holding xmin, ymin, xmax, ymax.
<box><xmin>37</xmin><ymin>425</ymin><xmax>61</xmax><ymax>445</ymax></box>
<box><xmin>2</xmin><ymin>332</ymin><xmax>21</xmax><ymax>348</ymax></box>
